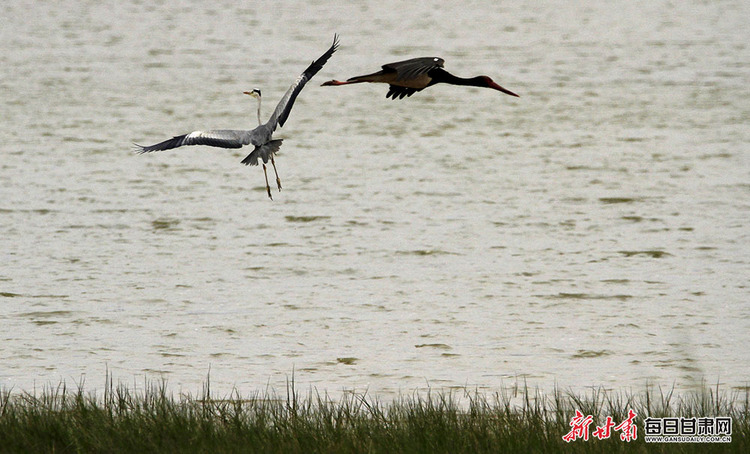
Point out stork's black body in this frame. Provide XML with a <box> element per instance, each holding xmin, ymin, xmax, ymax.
<box><xmin>322</xmin><ymin>57</ymin><xmax>519</xmax><ymax>99</ymax></box>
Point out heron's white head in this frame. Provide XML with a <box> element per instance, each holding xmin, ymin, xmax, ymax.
<box><xmin>243</xmin><ymin>88</ymin><xmax>261</xmax><ymax>99</ymax></box>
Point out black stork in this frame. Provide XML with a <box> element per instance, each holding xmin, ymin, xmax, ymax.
<box><xmin>321</xmin><ymin>57</ymin><xmax>519</xmax><ymax>100</ymax></box>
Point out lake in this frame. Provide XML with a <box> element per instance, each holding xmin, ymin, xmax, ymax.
<box><xmin>1</xmin><ymin>0</ymin><xmax>748</xmax><ymax>398</ymax></box>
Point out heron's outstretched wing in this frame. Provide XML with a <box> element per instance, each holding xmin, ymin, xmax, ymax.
<box><xmin>382</xmin><ymin>57</ymin><xmax>445</xmax><ymax>82</ymax></box>
<box><xmin>265</xmin><ymin>35</ymin><xmax>339</xmax><ymax>132</ymax></box>
<box><xmin>135</xmin><ymin>130</ymin><xmax>252</xmax><ymax>153</ymax></box>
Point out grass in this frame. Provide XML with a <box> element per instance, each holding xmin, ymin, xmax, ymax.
<box><xmin>0</xmin><ymin>375</ymin><xmax>747</xmax><ymax>453</ymax></box>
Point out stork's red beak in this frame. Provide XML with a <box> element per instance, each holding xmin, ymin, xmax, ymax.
<box><xmin>489</xmin><ymin>81</ymin><xmax>519</xmax><ymax>97</ymax></box>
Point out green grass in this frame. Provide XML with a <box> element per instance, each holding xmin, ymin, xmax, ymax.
<box><xmin>0</xmin><ymin>376</ymin><xmax>747</xmax><ymax>453</ymax></box>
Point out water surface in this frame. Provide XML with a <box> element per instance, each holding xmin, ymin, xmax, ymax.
<box><xmin>1</xmin><ymin>0</ymin><xmax>748</xmax><ymax>397</ymax></box>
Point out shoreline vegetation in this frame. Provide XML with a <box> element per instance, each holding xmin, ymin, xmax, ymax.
<box><xmin>0</xmin><ymin>376</ymin><xmax>747</xmax><ymax>453</ymax></box>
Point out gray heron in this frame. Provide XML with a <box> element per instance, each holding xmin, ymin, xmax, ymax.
<box><xmin>321</xmin><ymin>56</ymin><xmax>518</xmax><ymax>99</ymax></box>
<box><xmin>135</xmin><ymin>35</ymin><xmax>339</xmax><ymax>199</ymax></box>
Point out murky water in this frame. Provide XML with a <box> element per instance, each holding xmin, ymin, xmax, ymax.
<box><xmin>1</xmin><ymin>0</ymin><xmax>748</xmax><ymax>398</ymax></box>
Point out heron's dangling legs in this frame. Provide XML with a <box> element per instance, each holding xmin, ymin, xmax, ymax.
<box><xmin>271</xmin><ymin>155</ymin><xmax>282</xmax><ymax>191</ymax></box>
<box><xmin>262</xmin><ymin>163</ymin><xmax>272</xmax><ymax>200</ymax></box>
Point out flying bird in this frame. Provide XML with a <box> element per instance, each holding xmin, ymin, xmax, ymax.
<box><xmin>135</xmin><ymin>35</ymin><xmax>339</xmax><ymax>199</ymax></box>
<box><xmin>321</xmin><ymin>57</ymin><xmax>518</xmax><ymax>100</ymax></box>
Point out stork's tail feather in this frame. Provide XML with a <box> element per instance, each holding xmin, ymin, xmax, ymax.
<box><xmin>321</xmin><ymin>78</ymin><xmax>368</xmax><ymax>86</ymax></box>
<box><xmin>241</xmin><ymin>139</ymin><xmax>283</xmax><ymax>166</ymax></box>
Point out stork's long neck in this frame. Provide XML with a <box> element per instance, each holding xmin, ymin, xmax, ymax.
<box><xmin>435</xmin><ymin>70</ymin><xmax>483</xmax><ymax>87</ymax></box>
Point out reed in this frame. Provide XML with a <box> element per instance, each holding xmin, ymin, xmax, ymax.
<box><xmin>0</xmin><ymin>375</ymin><xmax>747</xmax><ymax>453</ymax></box>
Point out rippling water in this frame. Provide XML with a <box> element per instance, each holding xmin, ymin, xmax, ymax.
<box><xmin>1</xmin><ymin>0</ymin><xmax>748</xmax><ymax>397</ymax></box>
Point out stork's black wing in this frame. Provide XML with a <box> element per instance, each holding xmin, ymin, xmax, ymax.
<box><xmin>386</xmin><ymin>86</ymin><xmax>422</xmax><ymax>100</ymax></box>
<box><xmin>382</xmin><ymin>57</ymin><xmax>445</xmax><ymax>82</ymax></box>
